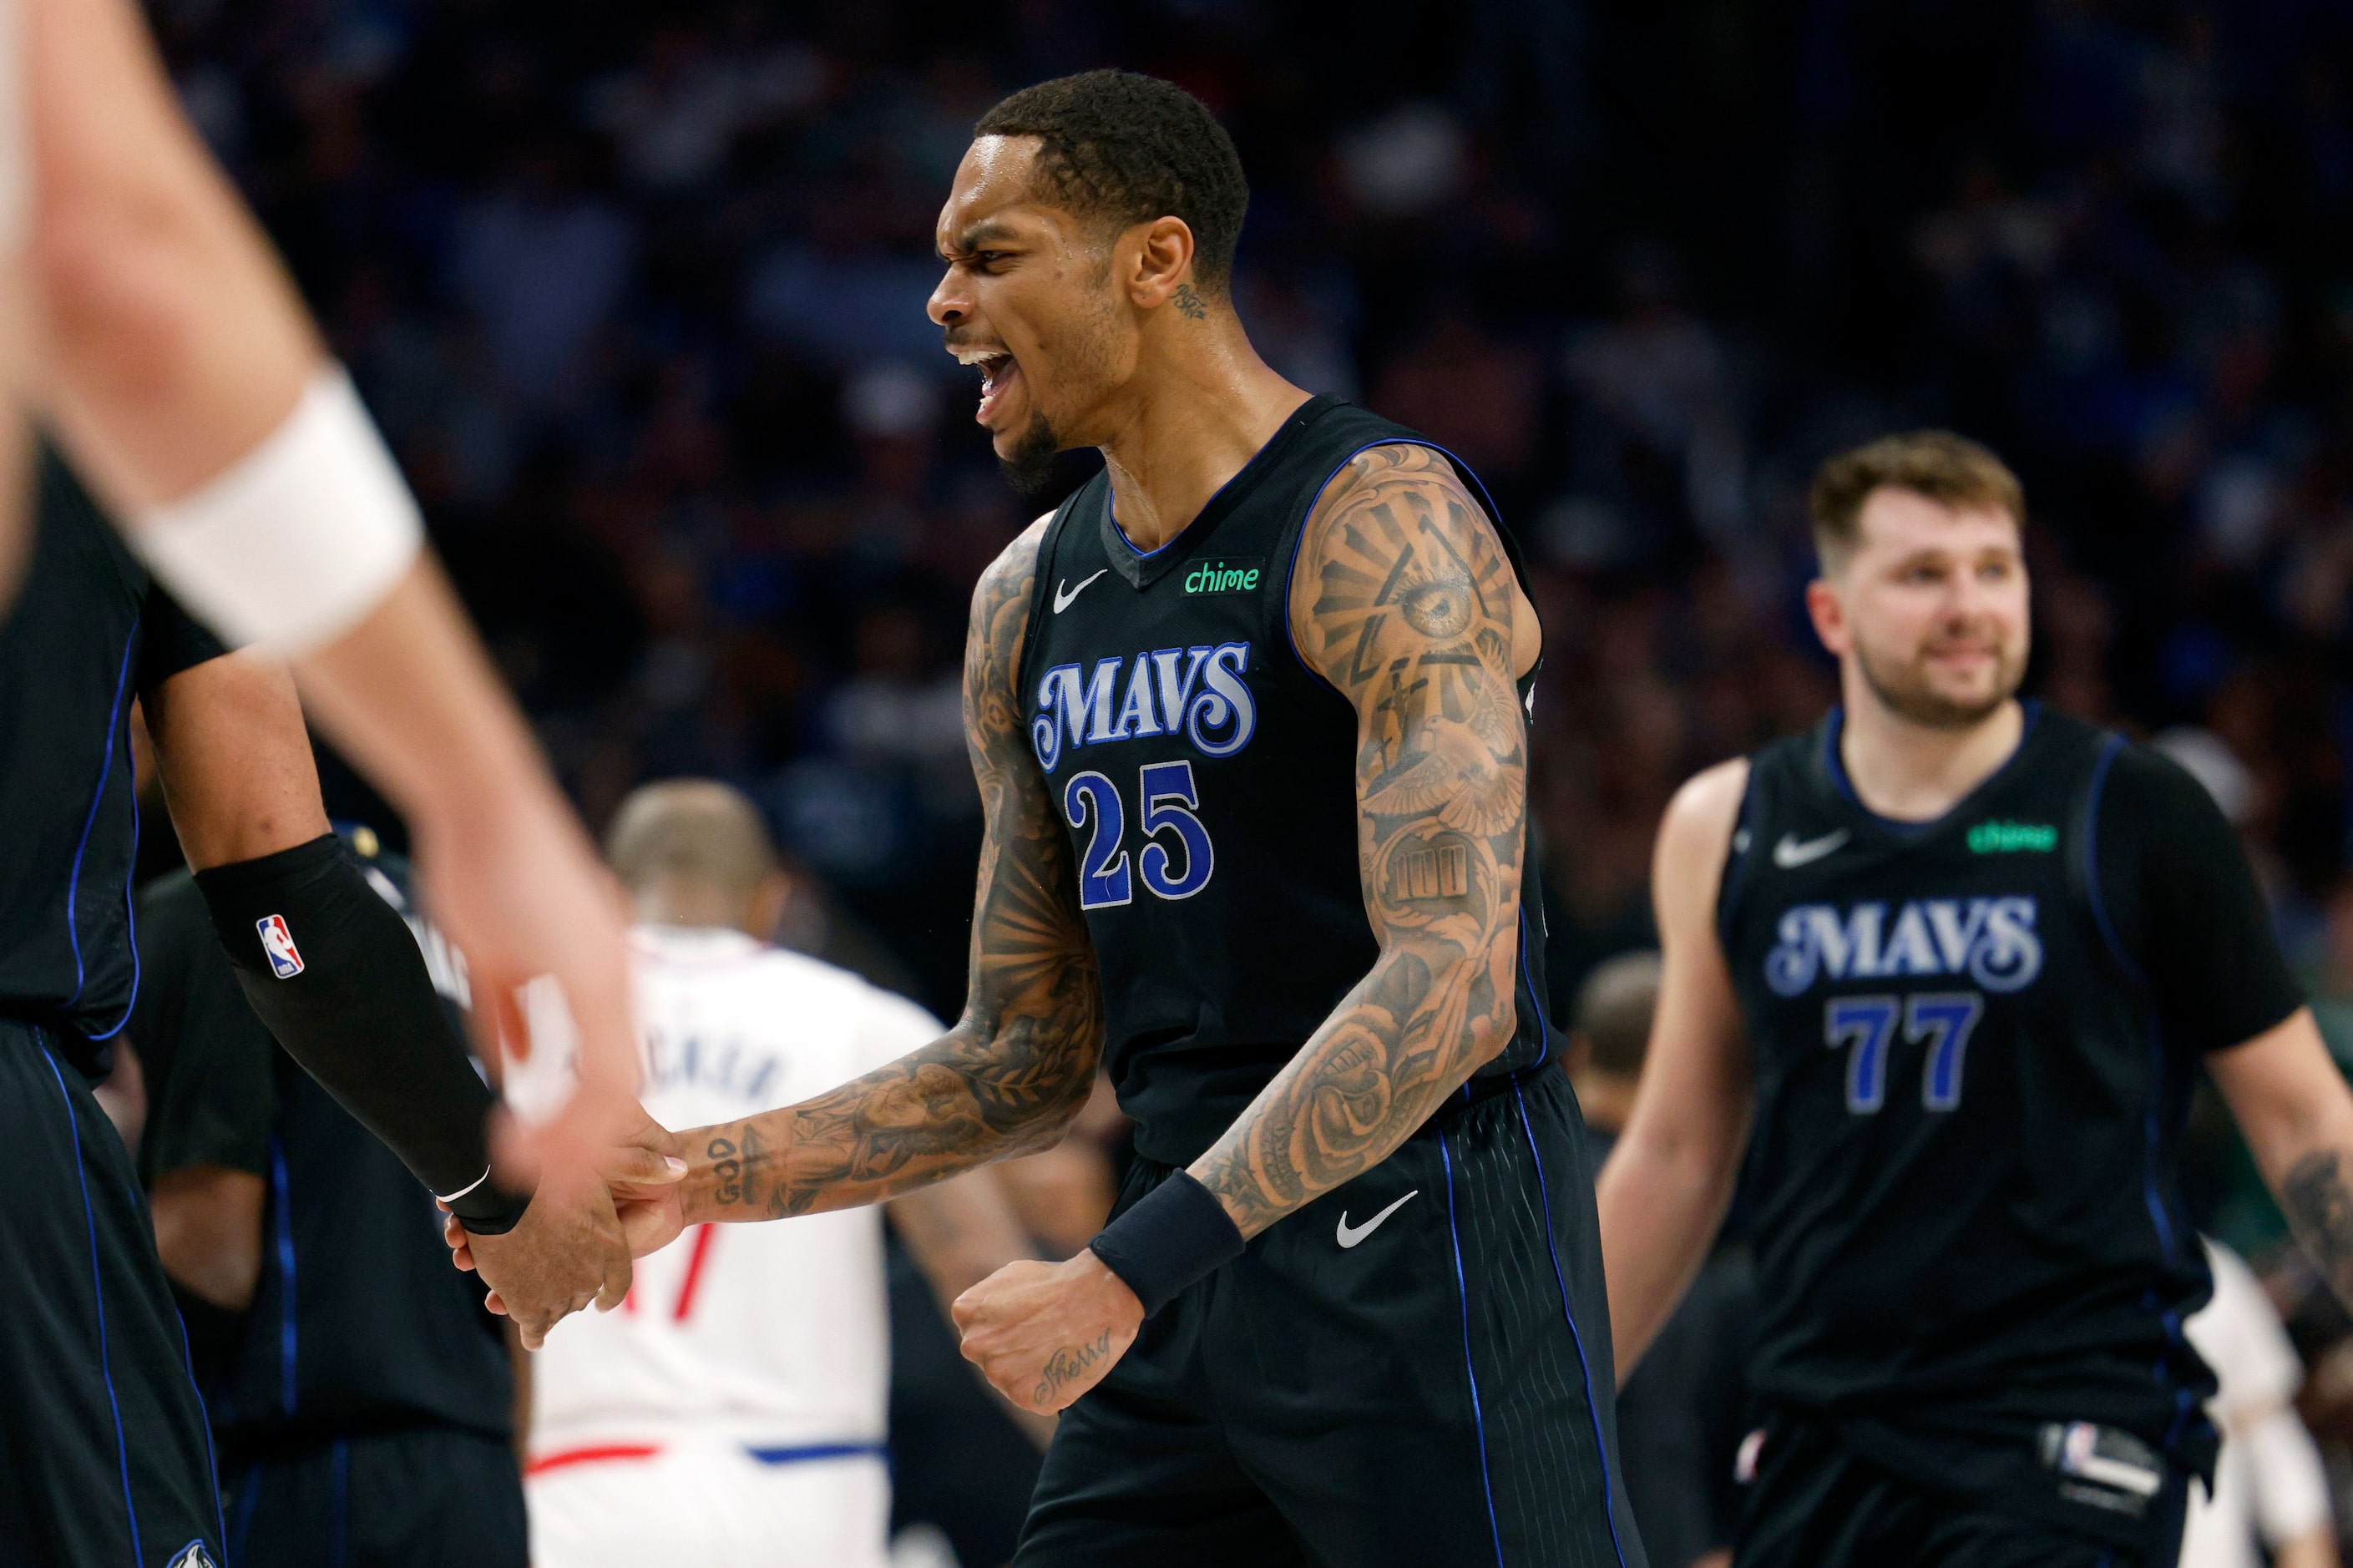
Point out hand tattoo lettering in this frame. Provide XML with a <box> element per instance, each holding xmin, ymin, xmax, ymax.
<box><xmin>1033</xmin><ymin>1329</ymin><xmax>1115</xmax><ymax>1405</ymax></box>
<box><xmin>707</xmin><ymin>1136</ymin><xmax>741</xmax><ymax>1205</ymax></box>
<box><xmin>1192</xmin><ymin>444</ymin><xmax>1528</xmax><ymax>1238</ymax></box>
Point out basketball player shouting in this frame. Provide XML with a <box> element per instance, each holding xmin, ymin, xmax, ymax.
<box><xmin>539</xmin><ymin>70</ymin><xmax>1642</xmax><ymax>1567</ymax></box>
<box><xmin>1597</xmin><ymin>432</ymin><xmax>2353</xmax><ymax>1567</ymax></box>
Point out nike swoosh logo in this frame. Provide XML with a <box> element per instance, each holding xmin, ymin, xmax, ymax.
<box><xmin>1336</xmin><ymin>1189</ymin><xmax>1419</xmax><ymax>1248</ymax></box>
<box><xmin>1052</xmin><ymin>569</ymin><xmax>1109</xmax><ymax>614</ymax></box>
<box><xmin>1773</xmin><ymin>828</ymin><xmax>1850</xmax><ymax>868</ymax></box>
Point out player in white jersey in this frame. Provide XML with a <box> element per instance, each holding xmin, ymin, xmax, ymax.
<box><xmin>525</xmin><ymin>781</ymin><xmax>1042</xmax><ymax>1568</ymax></box>
<box><xmin>2178</xmin><ymin>1238</ymin><xmax>2337</xmax><ymax>1568</ymax></box>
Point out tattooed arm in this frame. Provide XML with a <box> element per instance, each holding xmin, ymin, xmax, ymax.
<box><xmin>1187</xmin><ymin>443</ymin><xmax>1539</xmax><ymax>1237</ymax></box>
<box><xmin>673</xmin><ymin>519</ymin><xmax>1104</xmax><ymax>1226</ymax></box>
<box><xmin>2211</xmin><ymin>1009</ymin><xmax>2353</xmax><ymax>1307</ymax></box>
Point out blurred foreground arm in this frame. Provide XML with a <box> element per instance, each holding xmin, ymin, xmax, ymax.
<box><xmin>1595</xmin><ymin>761</ymin><xmax>1756</xmax><ymax>1383</ymax></box>
<box><xmin>22</xmin><ymin>0</ymin><xmax>650</xmax><ymax>1181</ymax></box>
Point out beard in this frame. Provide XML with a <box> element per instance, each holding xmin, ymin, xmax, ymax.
<box><xmin>996</xmin><ymin>411</ymin><xmax>1063</xmax><ymax>498</ymax></box>
<box><xmin>1854</xmin><ymin>634</ymin><xmax>2026</xmax><ymax>730</ymax></box>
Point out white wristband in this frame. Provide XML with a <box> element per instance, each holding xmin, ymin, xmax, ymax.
<box><xmin>130</xmin><ymin>367</ymin><xmax>424</xmax><ymax>653</ymax></box>
<box><xmin>433</xmin><ymin>1166</ymin><xmax>493</xmax><ymax>1205</ymax></box>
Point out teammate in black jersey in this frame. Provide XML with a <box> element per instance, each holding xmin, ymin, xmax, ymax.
<box><xmin>1597</xmin><ymin>431</ymin><xmax>2353</xmax><ymax>1567</ymax></box>
<box><xmin>572</xmin><ymin>71</ymin><xmax>1642</xmax><ymax>1567</ymax></box>
<box><xmin>0</xmin><ymin>458</ymin><xmax>625</xmax><ymax>1568</ymax></box>
<box><xmin>134</xmin><ymin>828</ymin><xmax>526</xmax><ymax>1568</ymax></box>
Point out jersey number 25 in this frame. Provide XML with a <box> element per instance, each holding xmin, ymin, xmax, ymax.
<box><xmin>1063</xmin><ymin>761</ymin><xmax>1215</xmax><ymax>908</ymax></box>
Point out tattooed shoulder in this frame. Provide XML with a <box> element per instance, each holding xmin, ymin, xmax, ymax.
<box><xmin>1187</xmin><ymin>443</ymin><xmax>1530</xmax><ymax>1238</ymax></box>
<box><xmin>1290</xmin><ymin>443</ymin><xmax>1523</xmax><ymax>697</ymax></box>
<box><xmin>964</xmin><ymin>513</ymin><xmax>1056</xmax><ymax>755</ymax></box>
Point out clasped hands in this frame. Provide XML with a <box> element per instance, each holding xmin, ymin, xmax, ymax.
<box><xmin>439</xmin><ymin>1081</ymin><xmax>689</xmax><ymax>1348</ymax></box>
<box><xmin>439</xmin><ymin>1091</ymin><xmax>1148</xmax><ymax>1407</ymax></box>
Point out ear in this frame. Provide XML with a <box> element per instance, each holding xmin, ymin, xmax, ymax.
<box><xmin>1125</xmin><ymin>216</ymin><xmax>1200</xmax><ymax>310</ymax></box>
<box><xmin>1804</xmin><ymin>575</ymin><xmax>1852</xmax><ymax>658</ymax></box>
<box><xmin>747</xmin><ymin>871</ymin><xmax>795</xmax><ymax>943</ymax></box>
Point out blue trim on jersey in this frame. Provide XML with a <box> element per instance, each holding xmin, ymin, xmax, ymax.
<box><xmin>1715</xmin><ymin>766</ymin><xmax>1764</xmax><ymax>950</ymax></box>
<box><xmin>163</xmin><ymin>1252</ymin><xmax>230</xmax><ymax>1550</ymax></box>
<box><xmin>89</xmin><ymin>711</ymin><xmax>144</xmax><ymax>1041</ymax></box>
<box><xmin>64</xmin><ymin>615</ymin><xmax>141</xmax><ymax>1004</ymax></box>
<box><xmin>42</xmin><ymin>1034</ymin><xmax>145</xmax><ymax>1565</ymax></box>
<box><xmin>1106</xmin><ymin>495</ymin><xmax>1184</xmax><ymax>560</ymax></box>
<box><xmin>1438</xmin><ymin>1129</ymin><xmax>1508</xmax><ymax>1568</ymax></box>
<box><xmin>2140</xmin><ymin>1019</ymin><xmax>2183</xmax><ymax>1269</ymax></box>
<box><xmin>1517</xmin><ymin>908</ymin><xmax>1551</xmax><ymax>1065</ymax></box>
<box><xmin>2082</xmin><ymin>734</ymin><xmax>2146</xmax><ymax>985</ymax></box>
<box><xmin>2085</xmin><ymin>733</ymin><xmax>2205</xmax><ymax>1456</ymax></box>
<box><xmin>1822</xmin><ymin>699</ymin><xmax>2043</xmax><ymax>833</ymax></box>
<box><xmin>270</xmin><ymin>1136</ymin><xmax>299</xmax><ymax>1413</ymax></box>
<box><xmin>1512</xmin><ymin>1081</ymin><xmax>1633</xmax><ymax>1568</ymax></box>
<box><xmin>2084</xmin><ymin>735</ymin><xmax>2178</xmax><ymax>1263</ymax></box>
<box><xmin>1282</xmin><ymin>436</ymin><xmax>1512</xmax><ymax>699</ymax></box>
<box><xmin>746</xmin><ymin>1440</ymin><xmax>889</xmax><ymax>1466</ymax></box>
<box><xmin>230</xmin><ymin>1464</ymin><xmax>264</xmax><ymax>1563</ymax></box>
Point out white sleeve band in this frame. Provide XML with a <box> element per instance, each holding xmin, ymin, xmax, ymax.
<box><xmin>433</xmin><ymin>1166</ymin><xmax>493</xmax><ymax>1205</ymax></box>
<box><xmin>129</xmin><ymin>367</ymin><xmax>424</xmax><ymax>653</ymax></box>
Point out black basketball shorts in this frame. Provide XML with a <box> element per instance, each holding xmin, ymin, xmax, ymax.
<box><xmin>0</xmin><ymin>1020</ymin><xmax>225</xmax><ymax>1567</ymax></box>
<box><xmin>223</xmin><ymin>1425</ymin><xmax>526</xmax><ymax>1568</ymax></box>
<box><xmin>1734</xmin><ymin>1417</ymin><xmax>2189</xmax><ymax>1568</ymax></box>
<box><xmin>1018</xmin><ymin>1068</ymin><xmax>1647</xmax><ymax>1568</ymax></box>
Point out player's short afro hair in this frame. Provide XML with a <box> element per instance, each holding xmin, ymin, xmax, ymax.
<box><xmin>974</xmin><ymin>70</ymin><xmax>1249</xmax><ymax>294</ymax></box>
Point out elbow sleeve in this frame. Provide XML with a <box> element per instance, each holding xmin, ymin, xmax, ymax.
<box><xmin>194</xmin><ymin>833</ymin><xmax>529</xmax><ymax>1231</ymax></box>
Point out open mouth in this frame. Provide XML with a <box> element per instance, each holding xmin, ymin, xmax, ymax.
<box><xmin>954</xmin><ymin>346</ymin><xmax>1022</xmax><ymax>427</ymax></box>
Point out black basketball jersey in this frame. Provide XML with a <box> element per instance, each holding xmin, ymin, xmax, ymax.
<box><xmin>1719</xmin><ymin>702</ymin><xmax>2234</xmax><ymax>1499</ymax></box>
<box><xmin>1016</xmin><ymin>396</ymin><xmax>1553</xmax><ymax>1166</ymax></box>
<box><xmin>0</xmin><ymin>453</ymin><xmax>225</xmax><ymax>1070</ymax></box>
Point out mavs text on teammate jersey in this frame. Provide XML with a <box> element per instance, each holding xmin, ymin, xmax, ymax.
<box><xmin>1763</xmin><ymin>896</ymin><xmax>2043</xmax><ymax>994</ymax></box>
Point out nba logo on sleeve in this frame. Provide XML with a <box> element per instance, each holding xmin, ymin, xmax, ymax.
<box><xmin>256</xmin><ymin>914</ymin><xmax>305</xmax><ymax>979</ymax></box>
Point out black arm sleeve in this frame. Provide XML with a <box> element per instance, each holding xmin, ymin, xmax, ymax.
<box><xmin>193</xmin><ymin>833</ymin><xmax>531</xmax><ymax>1231</ymax></box>
<box><xmin>2097</xmin><ymin>745</ymin><xmax>2305</xmax><ymax>1055</ymax></box>
<box><xmin>129</xmin><ymin>870</ymin><xmax>277</xmax><ymax>1184</ymax></box>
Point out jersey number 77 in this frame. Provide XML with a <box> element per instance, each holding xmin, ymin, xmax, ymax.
<box><xmin>1823</xmin><ymin>993</ymin><xmax>1986</xmax><ymax>1113</ymax></box>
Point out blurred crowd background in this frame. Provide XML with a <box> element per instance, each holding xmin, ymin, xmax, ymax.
<box><xmin>137</xmin><ymin>0</ymin><xmax>2353</xmax><ymax>1558</ymax></box>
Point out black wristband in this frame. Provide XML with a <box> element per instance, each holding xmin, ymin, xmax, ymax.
<box><xmin>1087</xmin><ymin>1170</ymin><xmax>1246</xmax><ymax>1317</ymax></box>
<box><xmin>195</xmin><ymin>833</ymin><xmax>530</xmax><ymax>1231</ymax></box>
